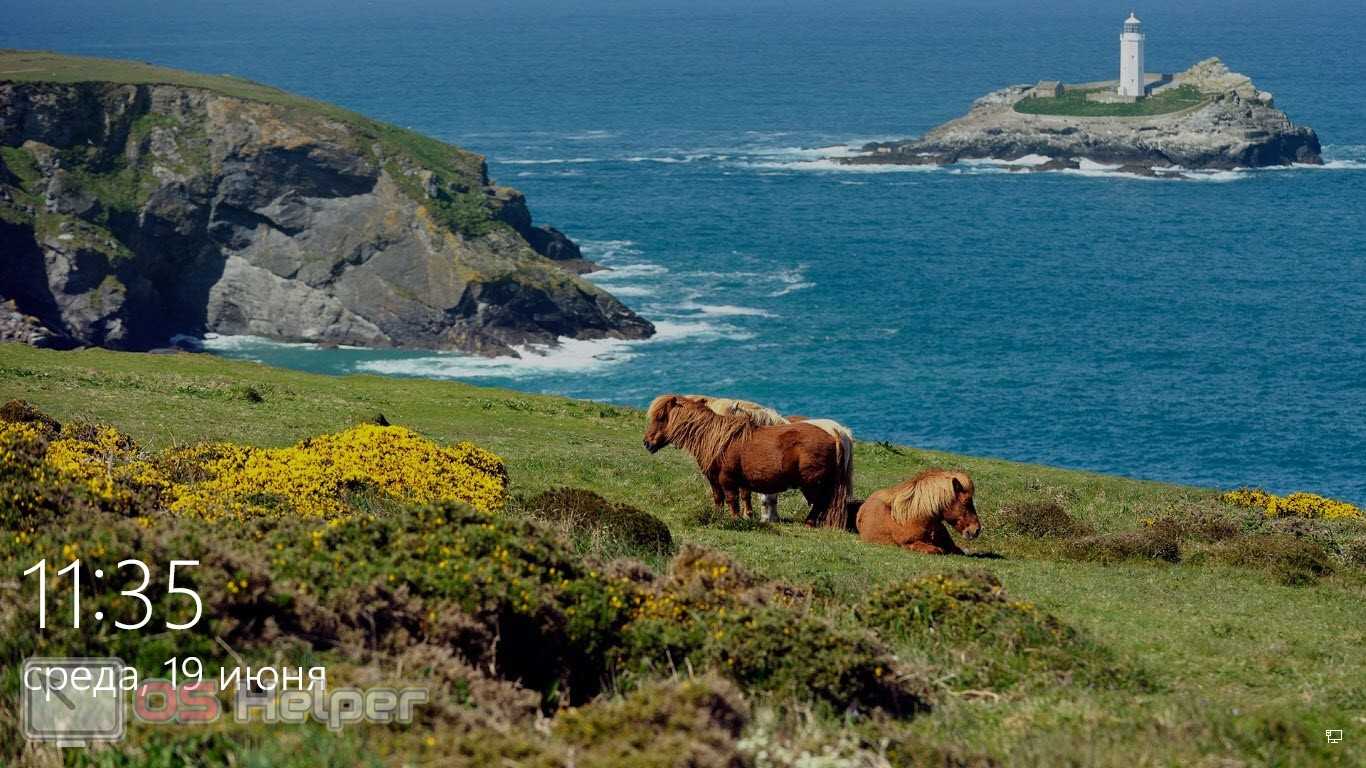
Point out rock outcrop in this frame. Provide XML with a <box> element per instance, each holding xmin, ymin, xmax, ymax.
<box><xmin>841</xmin><ymin>58</ymin><xmax>1321</xmax><ymax>174</ymax></box>
<box><xmin>0</xmin><ymin>51</ymin><xmax>653</xmax><ymax>356</ymax></box>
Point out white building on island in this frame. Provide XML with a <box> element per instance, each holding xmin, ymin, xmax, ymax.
<box><xmin>1118</xmin><ymin>12</ymin><xmax>1146</xmax><ymax>98</ymax></box>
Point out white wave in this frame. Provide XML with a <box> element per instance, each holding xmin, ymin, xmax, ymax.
<box><xmin>771</xmin><ymin>266</ymin><xmax>815</xmax><ymax>296</ymax></box>
<box><xmin>651</xmin><ymin>319</ymin><xmax>753</xmax><ymax>342</ymax></box>
<box><xmin>601</xmin><ymin>285</ymin><xmax>655</xmax><ymax>297</ymax></box>
<box><xmin>622</xmin><ymin>153</ymin><xmax>715</xmax><ymax>164</ymax></box>
<box><xmin>960</xmin><ymin>154</ymin><xmax>1053</xmax><ymax>167</ymax></box>
<box><xmin>350</xmin><ymin>319</ymin><xmax>747</xmax><ymax>379</ymax></box>
<box><xmin>497</xmin><ymin>157</ymin><xmax>599</xmax><ymax>165</ymax></box>
<box><xmin>357</xmin><ymin>337</ymin><xmax>642</xmax><ymax>378</ymax></box>
<box><xmin>746</xmin><ymin>143</ymin><xmax>864</xmax><ymax>160</ymax></box>
<box><xmin>675</xmin><ymin>302</ymin><xmax>775</xmax><ymax>318</ymax></box>
<box><xmin>740</xmin><ymin>158</ymin><xmax>943</xmax><ymax>173</ymax></box>
<box><xmin>577</xmin><ymin>239</ymin><xmax>640</xmax><ymax>258</ymax></box>
<box><xmin>199</xmin><ymin>333</ymin><xmax>319</xmax><ymax>353</ymax></box>
<box><xmin>1078</xmin><ymin>158</ymin><xmax>1123</xmax><ymax>171</ymax></box>
<box><xmin>588</xmin><ymin>262</ymin><xmax>669</xmax><ymax>280</ymax></box>
<box><xmin>562</xmin><ymin>130</ymin><xmax>615</xmax><ymax>141</ymax></box>
<box><xmin>1175</xmin><ymin>170</ymin><xmax>1246</xmax><ymax>183</ymax></box>
<box><xmin>1059</xmin><ymin>167</ymin><xmax>1164</xmax><ymax>182</ymax></box>
<box><xmin>1319</xmin><ymin>160</ymin><xmax>1366</xmax><ymax>170</ymax></box>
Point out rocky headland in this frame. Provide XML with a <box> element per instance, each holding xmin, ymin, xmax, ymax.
<box><xmin>841</xmin><ymin>59</ymin><xmax>1322</xmax><ymax>175</ymax></box>
<box><xmin>0</xmin><ymin>50</ymin><xmax>653</xmax><ymax>355</ymax></box>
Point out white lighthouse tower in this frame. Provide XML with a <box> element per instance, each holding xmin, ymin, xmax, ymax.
<box><xmin>1118</xmin><ymin>12</ymin><xmax>1145</xmax><ymax>98</ymax></box>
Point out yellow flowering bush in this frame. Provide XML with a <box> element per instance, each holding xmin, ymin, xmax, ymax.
<box><xmin>1221</xmin><ymin>488</ymin><xmax>1362</xmax><ymax>521</ymax></box>
<box><xmin>0</xmin><ymin>402</ymin><xmax>507</xmax><ymax>522</ymax></box>
<box><xmin>0</xmin><ymin>419</ymin><xmax>156</xmax><ymax>520</ymax></box>
<box><xmin>167</xmin><ymin>424</ymin><xmax>508</xmax><ymax>519</ymax></box>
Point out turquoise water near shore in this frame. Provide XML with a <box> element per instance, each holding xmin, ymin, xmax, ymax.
<box><xmin>6</xmin><ymin>0</ymin><xmax>1365</xmax><ymax>501</ymax></box>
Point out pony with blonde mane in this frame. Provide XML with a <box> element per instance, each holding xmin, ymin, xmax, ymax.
<box><xmin>644</xmin><ymin>394</ymin><xmax>852</xmax><ymax>527</ymax></box>
<box><xmin>856</xmin><ymin>470</ymin><xmax>980</xmax><ymax>555</ymax></box>
<box><xmin>680</xmin><ymin>396</ymin><xmax>855</xmax><ymax>523</ymax></box>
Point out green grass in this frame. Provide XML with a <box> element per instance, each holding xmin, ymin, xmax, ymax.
<box><xmin>1014</xmin><ymin>85</ymin><xmax>1208</xmax><ymax>118</ymax></box>
<box><xmin>2</xmin><ymin>343</ymin><xmax>1365</xmax><ymax>766</ymax></box>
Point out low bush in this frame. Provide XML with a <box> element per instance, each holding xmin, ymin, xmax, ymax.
<box><xmin>995</xmin><ymin>500</ymin><xmax>1091</xmax><ymax>538</ymax></box>
<box><xmin>1062</xmin><ymin>525</ymin><xmax>1182</xmax><ymax>564</ymax></box>
<box><xmin>1189</xmin><ymin>534</ymin><xmax>1335</xmax><ymax>586</ymax></box>
<box><xmin>0</xmin><ymin>398</ymin><xmax>60</xmax><ymax>434</ymax></box>
<box><xmin>554</xmin><ymin>676</ymin><xmax>749</xmax><ymax>768</ymax></box>
<box><xmin>1151</xmin><ymin>505</ymin><xmax>1245</xmax><ymax>543</ymax></box>
<box><xmin>521</xmin><ymin>487</ymin><xmax>674</xmax><ymax>556</ymax></box>
<box><xmin>856</xmin><ymin>570</ymin><xmax>1145</xmax><ymax>692</ymax></box>
<box><xmin>620</xmin><ymin>548</ymin><xmax>926</xmax><ymax>715</ymax></box>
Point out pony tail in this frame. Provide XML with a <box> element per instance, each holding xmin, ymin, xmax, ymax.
<box><xmin>840</xmin><ymin>433</ymin><xmax>855</xmax><ymax>531</ymax></box>
<box><xmin>821</xmin><ymin>431</ymin><xmax>852</xmax><ymax>529</ymax></box>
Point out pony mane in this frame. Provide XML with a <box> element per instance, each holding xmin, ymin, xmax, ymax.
<box><xmin>684</xmin><ymin>395</ymin><xmax>789</xmax><ymax>426</ymax></box>
<box><xmin>657</xmin><ymin>396</ymin><xmax>755</xmax><ymax>470</ymax></box>
<box><xmin>890</xmin><ymin>470</ymin><xmax>973</xmax><ymax>525</ymax></box>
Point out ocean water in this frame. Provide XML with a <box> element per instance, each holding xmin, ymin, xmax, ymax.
<box><xmin>6</xmin><ymin>0</ymin><xmax>1365</xmax><ymax>501</ymax></box>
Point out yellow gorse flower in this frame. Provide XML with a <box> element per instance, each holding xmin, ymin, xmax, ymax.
<box><xmin>167</xmin><ymin>424</ymin><xmax>508</xmax><ymax>520</ymax></box>
<box><xmin>1</xmin><ymin>419</ymin><xmax>507</xmax><ymax>521</ymax></box>
<box><xmin>1221</xmin><ymin>487</ymin><xmax>1361</xmax><ymax>520</ymax></box>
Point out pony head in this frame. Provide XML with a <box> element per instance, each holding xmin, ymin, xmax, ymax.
<box><xmin>892</xmin><ymin>470</ymin><xmax>981</xmax><ymax>540</ymax></box>
<box><xmin>643</xmin><ymin>394</ymin><xmax>681</xmax><ymax>453</ymax></box>
<box><xmin>944</xmin><ymin>475</ymin><xmax>981</xmax><ymax>539</ymax></box>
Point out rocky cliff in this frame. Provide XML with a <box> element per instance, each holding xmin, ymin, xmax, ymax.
<box><xmin>0</xmin><ymin>51</ymin><xmax>653</xmax><ymax>355</ymax></box>
<box><xmin>841</xmin><ymin>58</ymin><xmax>1321</xmax><ymax>174</ymax></box>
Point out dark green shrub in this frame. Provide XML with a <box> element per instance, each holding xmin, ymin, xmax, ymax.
<box><xmin>617</xmin><ymin>547</ymin><xmax>926</xmax><ymax>716</ymax></box>
<box><xmin>1194</xmin><ymin>534</ymin><xmax>1334</xmax><ymax>586</ymax></box>
<box><xmin>1063</xmin><ymin>525</ymin><xmax>1181</xmax><ymax>564</ymax></box>
<box><xmin>856</xmin><ymin>570</ymin><xmax>1146</xmax><ymax>692</ymax></box>
<box><xmin>554</xmin><ymin>676</ymin><xmax>748</xmax><ymax>768</ymax></box>
<box><xmin>522</xmin><ymin>487</ymin><xmax>674</xmax><ymax>556</ymax></box>
<box><xmin>1343</xmin><ymin>540</ymin><xmax>1366</xmax><ymax>569</ymax></box>
<box><xmin>0</xmin><ymin>398</ymin><xmax>61</xmax><ymax>434</ymax></box>
<box><xmin>1156</xmin><ymin>505</ymin><xmax>1246</xmax><ymax>542</ymax></box>
<box><xmin>995</xmin><ymin>501</ymin><xmax>1091</xmax><ymax>538</ymax></box>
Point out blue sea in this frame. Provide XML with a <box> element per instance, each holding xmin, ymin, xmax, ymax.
<box><xmin>6</xmin><ymin>0</ymin><xmax>1365</xmax><ymax>501</ymax></box>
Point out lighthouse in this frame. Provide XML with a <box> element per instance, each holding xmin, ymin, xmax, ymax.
<box><xmin>1119</xmin><ymin>12</ymin><xmax>1145</xmax><ymax>98</ymax></box>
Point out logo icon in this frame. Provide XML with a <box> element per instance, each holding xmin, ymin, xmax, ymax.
<box><xmin>1326</xmin><ymin>729</ymin><xmax>1344</xmax><ymax>744</ymax></box>
<box><xmin>21</xmin><ymin>658</ymin><xmax>126</xmax><ymax>747</ymax></box>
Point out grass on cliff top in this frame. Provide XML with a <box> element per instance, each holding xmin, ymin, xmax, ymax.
<box><xmin>3</xmin><ymin>344</ymin><xmax>1365</xmax><ymax>765</ymax></box>
<box><xmin>1014</xmin><ymin>84</ymin><xmax>1208</xmax><ymax>118</ymax></box>
<box><xmin>0</xmin><ymin>49</ymin><xmax>487</xmax><ymax>186</ymax></box>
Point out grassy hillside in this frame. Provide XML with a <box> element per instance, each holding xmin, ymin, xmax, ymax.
<box><xmin>2</xmin><ymin>344</ymin><xmax>1364</xmax><ymax>766</ymax></box>
<box><xmin>0</xmin><ymin>48</ymin><xmax>489</xmax><ymax>199</ymax></box>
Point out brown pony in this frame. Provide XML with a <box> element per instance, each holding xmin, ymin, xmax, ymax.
<box><xmin>856</xmin><ymin>470</ymin><xmax>980</xmax><ymax>555</ymax></box>
<box><xmin>682</xmin><ymin>395</ymin><xmax>855</xmax><ymax>524</ymax></box>
<box><xmin>643</xmin><ymin>394</ymin><xmax>851</xmax><ymax>528</ymax></box>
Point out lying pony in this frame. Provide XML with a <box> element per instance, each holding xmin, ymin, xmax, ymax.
<box><xmin>856</xmin><ymin>470</ymin><xmax>980</xmax><ymax>555</ymax></box>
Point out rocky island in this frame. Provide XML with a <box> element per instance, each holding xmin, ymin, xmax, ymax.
<box><xmin>0</xmin><ymin>50</ymin><xmax>654</xmax><ymax>355</ymax></box>
<box><xmin>842</xmin><ymin>51</ymin><xmax>1322</xmax><ymax>176</ymax></box>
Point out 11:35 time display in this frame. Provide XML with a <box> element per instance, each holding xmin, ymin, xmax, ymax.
<box><xmin>21</xmin><ymin>559</ymin><xmax>203</xmax><ymax>631</ymax></box>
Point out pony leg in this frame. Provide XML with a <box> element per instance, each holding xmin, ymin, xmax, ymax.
<box><xmin>740</xmin><ymin>489</ymin><xmax>754</xmax><ymax>519</ymax></box>
<box><xmin>723</xmin><ymin>488</ymin><xmax>742</xmax><ymax>518</ymax></box>
<box><xmin>800</xmin><ymin>487</ymin><xmax>825</xmax><ymax>527</ymax></box>
<box><xmin>905</xmin><ymin>541</ymin><xmax>947</xmax><ymax>556</ymax></box>
<box><xmin>708</xmin><ymin>481</ymin><xmax>725</xmax><ymax>515</ymax></box>
<box><xmin>761</xmin><ymin>493</ymin><xmax>779</xmax><ymax>523</ymax></box>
